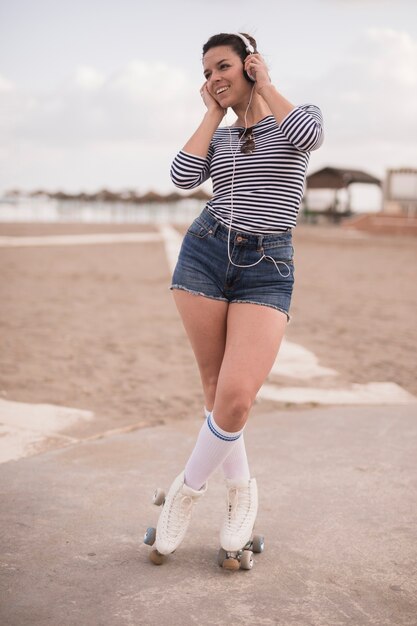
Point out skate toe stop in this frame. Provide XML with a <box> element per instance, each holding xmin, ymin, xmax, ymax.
<box><xmin>150</xmin><ymin>549</ymin><xmax>165</xmax><ymax>565</ymax></box>
<box><xmin>222</xmin><ymin>558</ymin><xmax>240</xmax><ymax>571</ymax></box>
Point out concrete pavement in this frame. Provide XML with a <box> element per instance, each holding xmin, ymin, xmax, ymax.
<box><xmin>1</xmin><ymin>404</ymin><xmax>416</xmax><ymax>626</ymax></box>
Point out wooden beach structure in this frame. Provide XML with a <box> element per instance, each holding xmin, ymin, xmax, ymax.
<box><xmin>303</xmin><ymin>166</ymin><xmax>381</xmax><ymax>220</ymax></box>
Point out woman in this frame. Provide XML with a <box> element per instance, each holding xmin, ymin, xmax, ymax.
<box><xmin>154</xmin><ymin>32</ymin><xmax>324</xmax><ymax>561</ymax></box>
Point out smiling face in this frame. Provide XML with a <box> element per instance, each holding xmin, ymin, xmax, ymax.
<box><xmin>203</xmin><ymin>45</ymin><xmax>251</xmax><ymax>107</ymax></box>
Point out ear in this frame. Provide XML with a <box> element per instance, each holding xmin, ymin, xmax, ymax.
<box><xmin>243</xmin><ymin>56</ymin><xmax>256</xmax><ymax>82</ymax></box>
<box><xmin>243</xmin><ymin>70</ymin><xmax>255</xmax><ymax>82</ymax></box>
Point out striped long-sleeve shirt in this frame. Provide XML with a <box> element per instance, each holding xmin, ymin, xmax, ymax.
<box><xmin>170</xmin><ymin>104</ymin><xmax>324</xmax><ymax>233</ymax></box>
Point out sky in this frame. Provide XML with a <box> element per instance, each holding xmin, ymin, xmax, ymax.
<box><xmin>1</xmin><ymin>0</ymin><xmax>417</xmax><ymax>205</ymax></box>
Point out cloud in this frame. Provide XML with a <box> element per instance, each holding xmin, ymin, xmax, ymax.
<box><xmin>304</xmin><ymin>27</ymin><xmax>417</xmax><ymax>143</ymax></box>
<box><xmin>0</xmin><ymin>60</ymin><xmax>207</xmax><ymax>192</ymax></box>
<box><xmin>72</xmin><ymin>66</ymin><xmax>106</xmax><ymax>90</ymax></box>
<box><xmin>297</xmin><ymin>27</ymin><xmax>417</xmax><ymax>176</ymax></box>
<box><xmin>0</xmin><ymin>74</ymin><xmax>14</xmax><ymax>92</ymax></box>
<box><xmin>0</xmin><ymin>60</ymin><xmax>201</xmax><ymax>148</ymax></box>
<box><xmin>366</xmin><ymin>27</ymin><xmax>417</xmax><ymax>87</ymax></box>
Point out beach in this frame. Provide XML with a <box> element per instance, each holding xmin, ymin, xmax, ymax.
<box><xmin>1</xmin><ymin>220</ymin><xmax>417</xmax><ymax>626</ymax></box>
<box><xmin>1</xmin><ymin>221</ymin><xmax>416</xmax><ymax>439</ymax></box>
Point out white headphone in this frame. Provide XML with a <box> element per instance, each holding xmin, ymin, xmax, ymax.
<box><xmin>233</xmin><ymin>32</ymin><xmax>255</xmax><ymax>54</ymax></box>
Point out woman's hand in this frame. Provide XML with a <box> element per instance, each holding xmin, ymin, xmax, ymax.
<box><xmin>181</xmin><ymin>83</ymin><xmax>225</xmax><ymax>156</ymax></box>
<box><xmin>200</xmin><ymin>82</ymin><xmax>225</xmax><ymax>116</ymax></box>
<box><xmin>244</xmin><ymin>53</ymin><xmax>271</xmax><ymax>93</ymax></box>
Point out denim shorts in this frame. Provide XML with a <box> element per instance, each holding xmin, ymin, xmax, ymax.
<box><xmin>171</xmin><ymin>208</ymin><xmax>295</xmax><ymax>321</ymax></box>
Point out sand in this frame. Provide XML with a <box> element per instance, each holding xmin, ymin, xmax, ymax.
<box><xmin>0</xmin><ymin>221</ymin><xmax>416</xmax><ymax>439</ymax></box>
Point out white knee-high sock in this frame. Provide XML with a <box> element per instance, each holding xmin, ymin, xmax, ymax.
<box><xmin>184</xmin><ymin>413</ymin><xmax>244</xmax><ymax>491</ymax></box>
<box><xmin>221</xmin><ymin>435</ymin><xmax>251</xmax><ymax>481</ymax></box>
<box><xmin>203</xmin><ymin>408</ymin><xmax>251</xmax><ymax>482</ymax></box>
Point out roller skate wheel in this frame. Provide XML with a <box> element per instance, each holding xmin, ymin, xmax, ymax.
<box><xmin>150</xmin><ymin>549</ymin><xmax>165</xmax><ymax>565</ymax></box>
<box><xmin>240</xmin><ymin>550</ymin><xmax>254</xmax><ymax>570</ymax></box>
<box><xmin>143</xmin><ymin>527</ymin><xmax>156</xmax><ymax>546</ymax></box>
<box><xmin>252</xmin><ymin>535</ymin><xmax>265</xmax><ymax>553</ymax></box>
<box><xmin>217</xmin><ymin>548</ymin><xmax>227</xmax><ymax>567</ymax></box>
<box><xmin>152</xmin><ymin>488</ymin><xmax>165</xmax><ymax>506</ymax></box>
<box><xmin>222</xmin><ymin>557</ymin><xmax>240</xmax><ymax>571</ymax></box>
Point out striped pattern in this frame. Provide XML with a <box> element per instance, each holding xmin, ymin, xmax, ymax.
<box><xmin>170</xmin><ymin>104</ymin><xmax>324</xmax><ymax>233</ymax></box>
<box><xmin>207</xmin><ymin>414</ymin><xmax>242</xmax><ymax>442</ymax></box>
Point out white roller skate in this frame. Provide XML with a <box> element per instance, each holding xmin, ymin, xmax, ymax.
<box><xmin>218</xmin><ymin>477</ymin><xmax>265</xmax><ymax>571</ymax></box>
<box><xmin>143</xmin><ymin>471</ymin><xmax>207</xmax><ymax>565</ymax></box>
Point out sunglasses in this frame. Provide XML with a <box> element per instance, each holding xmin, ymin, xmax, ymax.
<box><xmin>238</xmin><ymin>127</ymin><xmax>255</xmax><ymax>154</ymax></box>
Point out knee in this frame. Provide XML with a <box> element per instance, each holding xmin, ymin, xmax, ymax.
<box><xmin>214</xmin><ymin>389</ymin><xmax>253</xmax><ymax>432</ymax></box>
<box><xmin>206</xmin><ymin>374</ymin><xmax>219</xmax><ymax>395</ymax></box>
<box><xmin>204</xmin><ymin>373</ymin><xmax>219</xmax><ymax>407</ymax></box>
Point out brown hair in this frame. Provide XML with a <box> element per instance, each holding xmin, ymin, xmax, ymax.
<box><xmin>202</xmin><ymin>33</ymin><xmax>258</xmax><ymax>82</ymax></box>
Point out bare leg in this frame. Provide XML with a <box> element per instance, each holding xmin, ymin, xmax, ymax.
<box><xmin>172</xmin><ymin>290</ymin><xmax>228</xmax><ymax>410</ymax></box>
<box><xmin>213</xmin><ymin>303</ymin><xmax>287</xmax><ymax>432</ymax></box>
<box><xmin>173</xmin><ymin>292</ymin><xmax>287</xmax><ymax>429</ymax></box>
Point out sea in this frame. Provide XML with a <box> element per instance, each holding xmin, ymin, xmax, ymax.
<box><xmin>0</xmin><ymin>196</ymin><xmax>206</xmax><ymax>224</ymax></box>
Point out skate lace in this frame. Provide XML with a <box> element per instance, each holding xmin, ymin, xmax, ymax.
<box><xmin>167</xmin><ymin>494</ymin><xmax>193</xmax><ymax>537</ymax></box>
<box><xmin>226</xmin><ymin>486</ymin><xmax>251</xmax><ymax>531</ymax></box>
